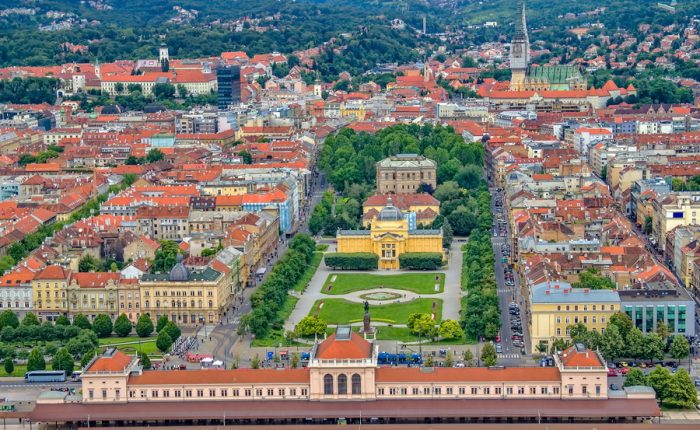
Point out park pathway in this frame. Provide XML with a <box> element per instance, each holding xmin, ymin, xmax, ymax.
<box><xmin>284</xmin><ymin>240</ymin><xmax>464</xmax><ymax>332</ymax></box>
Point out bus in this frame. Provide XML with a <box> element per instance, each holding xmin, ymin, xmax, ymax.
<box><xmin>24</xmin><ymin>370</ymin><xmax>66</xmax><ymax>383</ymax></box>
<box><xmin>71</xmin><ymin>371</ymin><xmax>82</xmax><ymax>381</ymax></box>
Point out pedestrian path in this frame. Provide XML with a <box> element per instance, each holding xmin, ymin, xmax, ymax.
<box><xmin>498</xmin><ymin>353</ymin><xmax>520</xmax><ymax>359</ymax></box>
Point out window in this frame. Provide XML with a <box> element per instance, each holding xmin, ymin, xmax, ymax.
<box><xmin>233</xmin><ymin>389</ymin><xmax>239</xmax><ymax>397</ymax></box>
<box><xmin>412</xmin><ymin>387</ymin><xmax>419</xmax><ymax>395</ymax></box>
<box><xmin>434</xmin><ymin>387</ymin><xmax>441</xmax><ymax>395</ymax></box>
<box><xmin>378</xmin><ymin>388</ymin><xmax>385</xmax><ymax>395</ymax></box>
<box><xmin>197</xmin><ymin>389</ymin><xmax>204</xmax><ymax>397</ymax></box>
<box><xmin>210</xmin><ymin>389</ymin><xmax>216</xmax><ymax>397</ymax></box>
<box><xmin>301</xmin><ymin>388</ymin><xmax>308</xmax><ymax>396</ymax></box>
<box><xmin>582</xmin><ymin>385</ymin><xmax>587</xmax><ymax>395</ymax></box>
<box><xmin>185</xmin><ymin>390</ymin><xmax>192</xmax><ymax>397</ymax></box>
<box><xmin>88</xmin><ymin>389</ymin><xmax>94</xmax><ymax>400</ymax></box>
<box><xmin>541</xmin><ymin>387</ymin><xmax>548</xmax><ymax>394</ymax></box>
<box><xmin>267</xmin><ymin>388</ymin><xmax>273</xmax><ymax>396</ymax></box>
<box><xmin>175</xmin><ymin>390</ymin><xmax>181</xmax><ymax>398</ymax></box>
<box><xmin>446</xmin><ymin>387</ymin><xmax>453</xmax><ymax>395</ymax></box>
<box><xmin>530</xmin><ymin>387</ymin><xmax>536</xmax><ymax>395</ymax></box>
<box><xmin>483</xmin><ymin>387</ymin><xmax>490</xmax><ymax>395</ymax></box>
<box><xmin>338</xmin><ymin>374</ymin><xmax>347</xmax><ymax>395</ymax></box>
<box><xmin>518</xmin><ymin>387</ymin><xmax>525</xmax><ymax>394</ymax></box>
<box><xmin>244</xmin><ymin>389</ymin><xmax>251</xmax><ymax>397</ymax></box>
<box><xmin>324</xmin><ymin>374</ymin><xmax>334</xmax><ymax>395</ymax></box>
<box><xmin>278</xmin><ymin>388</ymin><xmax>284</xmax><ymax>396</ymax></box>
<box><xmin>255</xmin><ymin>389</ymin><xmax>262</xmax><ymax>397</ymax></box>
<box><xmin>459</xmin><ymin>387</ymin><xmax>465</xmax><ymax>395</ymax></box>
<box><xmin>506</xmin><ymin>387</ymin><xmax>513</xmax><ymax>395</ymax></box>
<box><xmin>389</xmin><ymin>388</ymin><xmax>397</xmax><ymax>395</ymax></box>
<box><xmin>556</xmin><ymin>328</ymin><xmax>561</xmax><ymax>336</ymax></box>
<box><xmin>595</xmin><ymin>385</ymin><xmax>601</xmax><ymax>396</ymax></box>
<box><xmin>568</xmin><ymin>386</ymin><xmax>573</xmax><ymax>395</ymax></box>
<box><xmin>401</xmin><ymin>387</ymin><xmax>407</xmax><ymax>395</ymax></box>
<box><xmin>423</xmin><ymin>387</ymin><xmax>430</xmax><ymax>395</ymax></box>
<box><xmin>352</xmin><ymin>374</ymin><xmax>361</xmax><ymax>395</ymax></box>
<box><xmin>471</xmin><ymin>387</ymin><xmax>478</xmax><ymax>395</ymax></box>
<box><xmin>102</xmin><ymin>389</ymin><xmax>107</xmax><ymax>400</ymax></box>
<box><xmin>495</xmin><ymin>387</ymin><xmax>502</xmax><ymax>395</ymax></box>
<box><xmin>290</xmin><ymin>388</ymin><xmax>296</xmax><ymax>396</ymax></box>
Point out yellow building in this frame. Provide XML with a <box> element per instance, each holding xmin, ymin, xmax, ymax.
<box><xmin>139</xmin><ymin>248</ymin><xmax>242</xmax><ymax>325</ymax></box>
<box><xmin>32</xmin><ymin>265</ymin><xmax>71</xmax><ymax>322</ymax></box>
<box><xmin>337</xmin><ymin>199</ymin><xmax>443</xmax><ymax>270</ymax></box>
<box><xmin>529</xmin><ymin>281</ymin><xmax>620</xmax><ymax>354</ymax></box>
<box><xmin>652</xmin><ymin>193</ymin><xmax>700</xmax><ymax>249</ymax></box>
<box><xmin>362</xmin><ymin>193</ymin><xmax>440</xmax><ymax>228</ymax></box>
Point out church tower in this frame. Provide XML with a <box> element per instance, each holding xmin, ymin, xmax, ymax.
<box><xmin>159</xmin><ymin>44</ymin><xmax>169</xmax><ymax>62</ymax></box>
<box><xmin>94</xmin><ymin>58</ymin><xmax>101</xmax><ymax>80</ymax></box>
<box><xmin>509</xmin><ymin>0</ymin><xmax>530</xmax><ymax>91</ymax></box>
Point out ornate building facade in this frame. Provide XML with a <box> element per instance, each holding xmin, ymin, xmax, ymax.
<box><xmin>336</xmin><ymin>198</ymin><xmax>443</xmax><ymax>269</ymax></box>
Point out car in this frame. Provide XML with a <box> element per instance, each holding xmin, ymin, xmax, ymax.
<box><xmin>609</xmin><ymin>384</ymin><xmax>620</xmax><ymax>391</ymax></box>
<box><xmin>495</xmin><ymin>335</ymin><xmax>501</xmax><ymax>343</ymax></box>
<box><xmin>607</xmin><ymin>368</ymin><xmax>618</xmax><ymax>377</ymax></box>
<box><xmin>495</xmin><ymin>344</ymin><xmax>503</xmax><ymax>353</ymax></box>
<box><xmin>694</xmin><ymin>378</ymin><xmax>700</xmax><ymax>387</ymax></box>
<box><xmin>619</xmin><ymin>367</ymin><xmax>629</xmax><ymax>375</ymax></box>
<box><xmin>619</xmin><ymin>361</ymin><xmax>629</xmax><ymax>367</ymax></box>
<box><xmin>638</xmin><ymin>362</ymin><xmax>647</xmax><ymax>368</ymax></box>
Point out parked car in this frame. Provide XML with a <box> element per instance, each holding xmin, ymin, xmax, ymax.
<box><xmin>495</xmin><ymin>344</ymin><xmax>503</xmax><ymax>353</ymax></box>
<box><xmin>619</xmin><ymin>367</ymin><xmax>629</xmax><ymax>375</ymax></box>
<box><xmin>609</xmin><ymin>384</ymin><xmax>620</xmax><ymax>391</ymax></box>
<box><xmin>607</xmin><ymin>368</ymin><xmax>618</xmax><ymax>377</ymax></box>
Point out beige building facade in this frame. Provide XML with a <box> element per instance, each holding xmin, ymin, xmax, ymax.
<box><xmin>376</xmin><ymin>154</ymin><xmax>437</xmax><ymax>194</ymax></box>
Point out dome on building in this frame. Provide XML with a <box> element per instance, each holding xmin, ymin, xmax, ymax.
<box><xmin>168</xmin><ymin>255</ymin><xmax>189</xmax><ymax>282</ymax></box>
<box><xmin>100</xmin><ymin>104</ymin><xmax>123</xmax><ymax>115</ymax></box>
<box><xmin>144</xmin><ymin>103</ymin><xmax>166</xmax><ymax>113</ymax></box>
<box><xmin>377</xmin><ymin>197</ymin><xmax>403</xmax><ymax>221</ymax></box>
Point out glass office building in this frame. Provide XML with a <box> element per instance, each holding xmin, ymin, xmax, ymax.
<box><xmin>217</xmin><ymin>65</ymin><xmax>241</xmax><ymax>110</ymax></box>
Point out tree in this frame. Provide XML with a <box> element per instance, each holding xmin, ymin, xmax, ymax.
<box><xmin>22</xmin><ymin>312</ymin><xmax>39</xmax><ymax>326</ymax></box>
<box><xmin>156</xmin><ymin>329</ymin><xmax>173</xmax><ymax>353</ymax></box>
<box><xmin>642</xmin><ymin>332</ymin><xmax>665</xmax><ymax>361</ymax></box>
<box><xmin>135</xmin><ymin>314</ymin><xmax>154</xmax><ymax>337</ymax></box>
<box><xmin>51</xmin><ymin>348</ymin><xmax>74</xmax><ymax>374</ymax></box>
<box><xmin>251</xmin><ymin>354</ymin><xmax>260</xmax><ymax>369</ymax></box>
<box><xmin>27</xmin><ymin>347</ymin><xmax>45</xmax><ymax>371</ymax></box>
<box><xmin>481</xmin><ymin>343</ymin><xmax>498</xmax><ymax>367</ymax></box>
<box><xmin>78</xmin><ymin>255</ymin><xmax>99</xmax><ymax>272</ymax></box>
<box><xmin>92</xmin><ymin>315</ymin><xmax>113</xmax><ymax>338</ymax></box>
<box><xmin>114</xmin><ymin>82</ymin><xmax>124</xmax><ymax>94</ymax></box>
<box><xmin>444</xmin><ymin>350</ymin><xmax>454</xmax><ymax>367</ymax></box>
<box><xmin>609</xmin><ymin>312</ymin><xmax>633</xmax><ymax>339</ymax></box>
<box><xmin>433</xmin><ymin>181</ymin><xmax>461</xmax><ymax>202</ymax></box>
<box><xmin>238</xmin><ymin>150</ymin><xmax>252</xmax><ymax>164</ymax></box>
<box><xmin>7</xmin><ymin>242</ymin><xmax>26</xmax><ymax>262</ymax></box>
<box><xmin>156</xmin><ymin>315</ymin><xmax>169</xmax><ymax>333</ymax></box>
<box><xmin>153</xmin><ymin>83</ymin><xmax>175</xmax><ymax>99</ymax></box>
<box><xmin>407</xmin><ymin>313</ymin><xmax>437</xmax><ymax>339</ymax></box>
<box><xmin>624</xmin><ymin>368</ymin><xmax>647</xmax><ymax>387</ymax></box>
<box><xmin>80</xmin><ymin>349</ymin><xmax>95</xmax><ymax>368</ymax></box>
<box><xmin>666</xmin><ymin>368</ymin><xmax>698</xmax><ymax>408</ymax></box>
<box><xmin>550</xmin><ymin>338</ymin><xmax>570</xmax><ymax>354</ymax></box>
<box><xmin>0</xmin><ymin>310</ymin><xmax>19</xmax><ymax>330</ymax></box>
<box><xmin>625</xmin><ymin>327</ymin><xmax>645</xmax><ymax>359</ymax></box>
<box><xmin>463</xmin><ymin>349</ymin><xmax>474</xmax><ymax>367</ymax></box>
<box><xmin>55</xmin><ymin>315</ymin><xmax>70</xmax><ymax>326</ymax></box>
<box><xmin>573</xmin><ymin>268</ymin><xmax>615</xmax><ymax>290</ymax></box>
<box><xmin>648</xmin><ymin>365</ymin><xmax>672</xmax><ymax>404</ymax></box>
<box><xmin>644</xmin><ymin>216</ymin><xmax>653</xmax><ymax>235</ymax></box>
<box><xmin>152</xmin><ymin>240</ymin><xmax>179</xmax><ymax>273</ymax></box>
<box><xmin>442</xmin><ymin>219</ymin><xmax>454</xmax><ymax>248</ymax></box>
<box><xmin>670</xmin><ymin>335</ymin><xmax>690</xmax><ymax>364</ymax></box>
<box><xmin>439</xmin><ymin>320</ymin><xmax>464</xmax><ymax>340</ymax></box>
<box><xmin>164</xmin><ymin>321</ymin><xmax>181</xmax><ymax>342</ymax></box>
<box><xmin>138</xmin><ymin>351</ymin><xmax>151</xmax><ymax>370</ymax></box>
<box><xmin>113</xmin><ymin>314</ymin><xmax>132</xmax><ymax>337</ymax></box>
<box><xmin>295</xmin><ymin>316</ymin><xmax>327</xmax><ymax>337</ymax></box>
<box><xmin>454</xmin><ymin>165</ymin><xmax>482</xmax><ymax>189</ymax></box>
<box><xmin>73</xmin><ymin>314</ymin><xmax>91</xmax><ymax>330</ymax></box>
<box><xmin>599</xmin><ymin>324</ymin><xmax>625</xmax><ymax>362</ymax></box>
<box><xmin>146</xmin><ymin>148</ymin><xmax>164</xmax><ymax>163</ymax></box>
<box><xmin>656</xmin><ymin>321</ymin><xmax>670</xmax><ymax>341</ymax></box>
<box><xmin>291</xmin><ymin>352</ymin><xmax>299</xmax><ymax>368</ymax></box>
<box><xmin>4</xmin><ymin>357</ymin><xmax>14</xmax><ymax>376</ymax></box>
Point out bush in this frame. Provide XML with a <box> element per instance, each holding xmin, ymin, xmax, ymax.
<box><xmin>156</xmin><ymin>315</ymin><xmax>169</xmax><ymax>333</ymax></box>
<box><xmin>27</xmin><ymin>347</ymin><xmax>45</xmax><ymax>371</ymax></box>
<box><xmin>73</xmin><ymin>314</ymin><xmax>91</xmax><ymax>330</ymax></box>
<box><xmin>324</xmin><ymin>252</ymin><xmax>378</xmax><ymax>270</ymax></box>
<box><xmin>399</xmin><ymin>252</ymin><xmax>443</xmax><ymax>270</ymax></box>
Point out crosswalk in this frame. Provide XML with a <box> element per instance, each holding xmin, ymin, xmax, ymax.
<box><xmin>497</xmin><ymin>353</ymin><xmax>520</xmax><ymax>359</ymax></box>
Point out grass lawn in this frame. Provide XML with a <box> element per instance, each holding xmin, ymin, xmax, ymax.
<box><xmin>310</xmin><ymin>298</ymin><xmax>442</xmax><ymax>325</ymax></box>
<box><xmin>2</xmin><ymin>363</ymin><xmax>27</xmax><ymax>377</ymax></box>
<box><xmin>98</xmin><ymin>335</ymin><xmax>152</xmax><ymax>345</ymax></box>
<box><xmin>292</xmin><ymin>252</ymin><xmax>324</xmax><ymax>292</ymax></box>
<box><xmin>322</xmin><ymin>273</ymin><xmax>445</xmax><ymax>295</ymax></box>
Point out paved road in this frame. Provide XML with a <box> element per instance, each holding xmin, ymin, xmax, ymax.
<box><xmin>200</xmin><ymin>171</ymin><xmax>328</xmax><ymax>364</ymax></box>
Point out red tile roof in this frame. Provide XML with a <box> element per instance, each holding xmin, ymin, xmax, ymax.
<box><xmin>376</xmin><ymin>366</ymin><xmax>560</xmax><ymax>383</ymax></box>
<box><xmin>129</xmin><ymin>368</ymin><xmax>309</xmax><ymax>385</ymax></box>
<box><xmin>559</xmin><ymin>345</ymin><xmax>604</xmax><ymax>368</ymax></box>
<box><xmin>87</xmin><ymin>350</ymin><xmax>133</xmax><ymax>373</ymax></box>
<box><xmin>315</xmin><ymin>333</ymin><xmax>372</xmax><ymax>359</ymax></box>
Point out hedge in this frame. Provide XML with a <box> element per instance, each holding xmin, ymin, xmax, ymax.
<box><xmin>324</xmin><ymin>253</ymin><xmax>378</xmax><ymax>270</ymax></box>
<box><xmin>399</xmin><ymin>252</ymin><xmax>443</xmax><ymax>270</ymax></box>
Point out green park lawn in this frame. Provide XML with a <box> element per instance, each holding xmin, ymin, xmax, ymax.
<box><xmin>99</xmin><ymin>336</ymin><xmax>160</xmax><ymax>355</ymax></box>
<box><xmin>322</xmin><ymin>273</ymin><xmax>445</xmax><ymax>295</ymax></box>
<box><xmin>310</xmin><ymin>298</ymin><xmax>442</xmax><ymax>325</ymax></box>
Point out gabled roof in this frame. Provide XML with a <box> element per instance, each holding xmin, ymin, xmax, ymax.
<box><xmin>315</xmin><ymin>332</ymin><xmax>372</xmax><ymax>360</ymax></box>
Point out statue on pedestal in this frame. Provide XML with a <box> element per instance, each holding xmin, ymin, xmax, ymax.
<box><xmin>363</xmin><ymin>300</ymin><xmax>371</xmax><ymax>333</ymax></box>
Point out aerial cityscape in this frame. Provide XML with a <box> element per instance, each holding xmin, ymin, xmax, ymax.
<box><xmin>1</xmin><ymin>0</ymin><xmax>700</xmax><ymax>428</ymax></box>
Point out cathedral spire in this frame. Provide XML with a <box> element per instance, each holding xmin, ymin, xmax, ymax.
<box><xmin>514</xmin><ymin>0</ymin><xmax>528</xmax><ymax>40</ymax></box>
